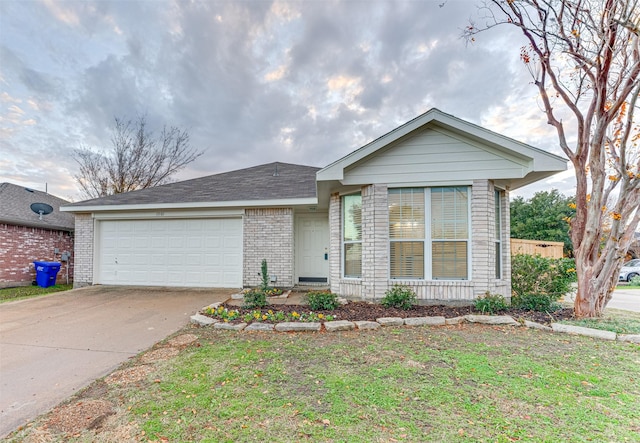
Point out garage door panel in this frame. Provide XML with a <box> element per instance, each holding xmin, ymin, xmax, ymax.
<box><xmin>98</xmin><ymin>218</ymin><xmax>242</xmax><ymax>287</ymax></box>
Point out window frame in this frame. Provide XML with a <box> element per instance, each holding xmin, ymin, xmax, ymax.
<box><xmin>494</xmin><ymin>189</ymin><xmax>503</xmax><ymax>279</ymax></box>
<box><xmin>342</xmin><ymin>193</ymin><xmax>362</xmax><ymax>279</ymax></box>
<box><xmin>388</xmin><ymin>186</ymin><xmax>471</xmax><ymax>281</ymax></box>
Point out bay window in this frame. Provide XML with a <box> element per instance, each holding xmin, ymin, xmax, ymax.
<box><xmin>389</xmin><ymin>186</ymin><xmax>469</xmax><ymax>280</ymax></box>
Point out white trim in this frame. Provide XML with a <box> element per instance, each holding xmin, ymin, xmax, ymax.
<box><xmin>317</xmin><ymin>108</ymin><xmax>567</xmax><ymax>187</ymax></box>
<box><xmin>341</xmin><ymin>192</ymin><xmax>362</xmax><ymax>279</ymax></box>
<box><xmin>91</xmin><ymin>209</ymin><xmax>244</xmax><ymax>220</ymax></box>
<box><xmin>62</xmin><ymin>197</ymin><xmax>317</xmax><ymax>213</ymax></box>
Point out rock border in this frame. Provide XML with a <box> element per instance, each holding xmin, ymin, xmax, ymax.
<box><xmin>192</xmin><ymin>303</ymin><xmax>640</xmax><ymax>344</ymax></box>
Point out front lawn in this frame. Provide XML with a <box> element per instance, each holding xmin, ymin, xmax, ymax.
<box><xmin>0</xmin><ymin>283</ymin><xmax>73</xmax><ymax>303</ymax></box>
<box><xmin>9</xmin><ymin>324</ymin><xmax>640</xmax><ymax>442</ymax></box>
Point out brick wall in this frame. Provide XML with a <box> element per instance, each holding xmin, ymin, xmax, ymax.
<box><xmin>243</xmin><ymin>208</ymin><xmax>294</xmax><ymax>288</ymax></box>
<box><xmin>361</xmin><ymin>184</ymin><xmax>389</xmax><ymax>300</ymax></box>
<box><xmin>0</xmin><ymin>223</ymin><xmax>74</xmax><ymax>288</ymax></box>
<box><xmin>73</xmin><ymin>213</ymin><xmax>94</xmax><ymax>288</ymax></box>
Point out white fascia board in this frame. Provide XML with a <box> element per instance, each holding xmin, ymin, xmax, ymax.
<box><xmin>61</xmin><ymin>197</ymin><xmax>318</xmax><ymax>213</ymax></box>
<box><xmin>92</xmin><ymin>208</ymin><xmax>245</xmax><ymax>220</ymax></box>
<box><xmin>317</xmin><ymin>108</ymin><xmax>568</xmax><ymax>182</ymax></box>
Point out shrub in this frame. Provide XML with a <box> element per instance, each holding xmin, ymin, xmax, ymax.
<box><xmin>511</xmin><ymin>254</ymin><xmax>576</xmax><ymax>300</ymax></box>
<box><xmin>381</xmin><ymin>285</ymin><xmax>417</xmax><ymax>310</ymax></box>
<box><xmin>243</xmin><ymin>288</ymin><xmax>267</xmax><ymax>309</ymax></box>
<box><xmin>511</xmin><ymin>293</ymin><xmax>561</xmax><ymax>312</ymax></box>
<box><xmin>259</xmin><ymin>259</ymin><xmax>270</xmax><ymax>292</ymax></box>
<box><xmin>629</xmin><ymin>275</ymin><xmax>640</xmax><ymax>287</ymax></box>
<box><xmin>306</xmin><ymin>291</ymin><xmax>340</xmax><ymax>311</ymax></box>
<box><xmin>474</xmin><ymin>292</ymin><xmax>508</xmax><ymax>314</ymax></box>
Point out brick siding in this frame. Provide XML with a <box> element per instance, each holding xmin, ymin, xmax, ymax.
<box><xmin>72</xmin><ymin>213</ymin><xmax>94</xmax><ymax>288</ymax></box>
<box><xmin>243</xmin><ymin>208</ymin><xmax>294</xmax><ymax>288</ymax></box>
<box><xmin>0</xmin><ymin>223</ymin><xmax>74</xmax><ymax>288</ymax></box>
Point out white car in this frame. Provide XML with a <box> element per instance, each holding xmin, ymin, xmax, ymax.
<box><xmin>619</xmin><ymin>259</ymin><xmax>640</xmax><ymax>282</ymax></box>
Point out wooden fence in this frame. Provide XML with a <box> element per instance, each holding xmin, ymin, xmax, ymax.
<box><xmin>510</xmin><ymin>239</ymin><xmax>564</xmax><ymax>259</ymax></box>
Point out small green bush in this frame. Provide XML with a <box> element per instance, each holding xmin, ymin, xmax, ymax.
<box><xmin>629</xmin><ymin>275</ymin><xmax>640</xmax><ymax>287</ymax></box>
<box><xmin>474</xmin><ymin>292</ymin><xmax>508</xmax><ymax>314</ymax></box>
<box><xmin>511</xmin><ymin>254</ymin><xmax>576</xmax><ymax>300</ymax></box>
<box><xmin>243</xmin><ymin>288</ymin><xmax>267</xmax><ymax>309</ymax></box>
<box><xmin>512</xmin><ymin>293</ymin><xmax>561</xmax><ymax>312</ymax></box>
<box><xmin>381</xmin><ymin>285</ymin><xmax>417</xmax><ymax>310</ymax></box>
<box><xmin>306</xmin><ymin>291</ymin><xmax>340</xmax><ymax>311</ymax></box>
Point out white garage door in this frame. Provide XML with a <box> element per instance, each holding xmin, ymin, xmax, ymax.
<box><xmin>97</xmin><ymin>218</ymin><xmax>242</xmax><ymax>287</ymax></box>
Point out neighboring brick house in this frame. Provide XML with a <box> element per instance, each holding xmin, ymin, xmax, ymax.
<box><xmin>62</xmin><ymin>109</ymin><xmax>567</xmax><ymax>302</ymax></box>
<box><xmin>0</xmin><ymin>183</ymin><xmax>75</xmax><ymax>288</ymax></box>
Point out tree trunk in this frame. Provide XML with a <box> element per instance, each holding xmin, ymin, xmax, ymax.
<box><xmin>573</xmin><ymin>256</ymin><xmax>619</xmax><ymax>318</ymax></box>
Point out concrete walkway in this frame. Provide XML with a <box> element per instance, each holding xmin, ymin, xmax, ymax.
<box><xmin>0</xmin><ymin>285</ymin><xmax>233</xmax><ymax>438</ymax></box>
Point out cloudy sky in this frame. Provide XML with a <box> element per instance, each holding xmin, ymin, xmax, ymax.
<box><xmin>0</xmin><ymin>0</ymin><xmax>575</xmax><ymax>202</ymax></box>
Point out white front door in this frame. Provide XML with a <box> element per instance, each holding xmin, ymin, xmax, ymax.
<box><xmin>295</xmin><ymin>213</ymin><xmax>329</xmax><ymax>283</ymax></box>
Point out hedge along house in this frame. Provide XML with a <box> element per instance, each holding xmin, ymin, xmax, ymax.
<box><xmin>62</xmin><ymin>109</ymin><xmax>566</xmax><ymax>302</ymax></box>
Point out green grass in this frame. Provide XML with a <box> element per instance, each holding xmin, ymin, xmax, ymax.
<box><xmin>9</xmin><ymin>324</ymin><xmax>640</xmax><ymax>442</ymax></box>
<box><xmin>0</xmin><ymin>283</ymin><xmax>73</xmax><ymax>303</ymax></box>
<box><xmin>561</xmin><ymin>309</ymin><xmax>640</xmax><ymax>334</ymax></box>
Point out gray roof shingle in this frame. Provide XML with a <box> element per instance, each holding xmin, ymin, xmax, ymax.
<box><xmin>0</xmin><ymin>183</ymin><xmax>75</xmax><ymax>231</ymax></box>
<box><xmin>64</xmin><ymin>162</ymin><xmax>320</xmax><ymax>208</ymax></box>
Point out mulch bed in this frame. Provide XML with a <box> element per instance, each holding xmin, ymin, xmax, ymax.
<box><xmin>210</xmin><ymin>301</ymin><xmax>575</xmax><ymax>326</ymax></box>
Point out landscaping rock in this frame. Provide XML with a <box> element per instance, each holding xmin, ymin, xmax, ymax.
<box><xmin>231</xmin><ymin>293</ymin><xmax>244</xmax><ymax>300</ymax></box>
<box><xmin>524</xmin><ymin>320</ymin><xmax>553</xmax><ymax>331</ymax></box>
<box><xmin>190</xmin><ymin>313</ymin><xmax>217</xmax><ymax>326</ymax></box>
<box><xmin>338</xmin><ymin>297</ymin><xmax>349</xmax><ymax>305</ymax></box>
<box><xmin>551</xmin><ymin>323</ymin><xmax>616</xmax><ymax>340</ymax></box>
<box><xmin>464</xmin><ymin>315</ymin><xmax>519</xmax><ymax>326</ymax></box>
<box><xmin>445</xmin><ymin>316</ymin><xmax>466</xmax><ymax>325</ymax></box>
<box><xmin>245</xmin><ymin>323</ymin><xmax>275</xmax><ymax>332</ymax></box>
<box><xmin>376</xmin><ymin>317</ymin><xmax>404</xmax><ymax>327</ymax></box>
<box><xmin>355</xmin><ymin>321</ymin><xmax>381</xmax><ymax>330</ymax></box>
<box><xmin>214</xmin><ymin>322</ymin><xmax>247</xmax><ymax>331</ymax></box>
<box><xmin>324</xmin><ymin>320</ymin><xmax>355</xmax><ymax>332</ymax></box>
<box><xmin>404</xmin><ymin>316</ymin><xmax>446</xmax><ymax>326</ymax></box>
<box><xmin>616</xmin><ymin>334</ymin><xmax>640</xmax><ymax>344</ymax></box>
<box><xmin>275</xmin><ymin>322</ymin><xmax>321</xmax><ymax>332</ymax></box>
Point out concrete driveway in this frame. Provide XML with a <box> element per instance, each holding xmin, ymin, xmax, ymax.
<box><xmin>607</xmin><ymin>288</ymin><xmax>640</xmax><ymax>312</ymax></box>
<box><xmin>0</xmin><ymin>285</ymin><xmax>234</xmax><ymax>438</ymax></box>
<box><xmin>563</xmin><ymin>287</ymin><xmax>640</xmax><ymax>312</ymax></box>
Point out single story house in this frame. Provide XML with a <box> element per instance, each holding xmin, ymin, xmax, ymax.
<box><xmin>0</xmin><ymin>183</ymin><xmax>75</xmax><ymax>288</ymax></box>
<box><xmin>62</xmin><ymin>109</ymin><xmax>567</xmax><ymax>302</ymax></box>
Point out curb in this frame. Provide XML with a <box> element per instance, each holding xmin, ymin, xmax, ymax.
<box><xmin>191</xmin><ymin>307</ymin><xmax>640</xmax><ymax>344</ymax></box>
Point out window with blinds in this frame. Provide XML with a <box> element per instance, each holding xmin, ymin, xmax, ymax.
<box><xmin>388</xmin><ymin>187</ymin><xmax>469</xmax><ymax>280</ymax></box>
<box><xmin>389</xmin><ymin>188</ymin><xmax>425</xmax><ymax>278</ymax></box>
<box><xmin>343</xmin><ymin>193</ymin><xmax>362</xmax><ymax>278</ymax></box>
<box><xmin>431</xmin><ymin>187</ymin><xmax>469</xmax><ymax>279</ymax></box>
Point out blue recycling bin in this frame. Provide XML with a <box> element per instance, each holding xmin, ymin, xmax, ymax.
<box><xmin>34</xmin><ymin>261</ymin><xmax>61</xmax><ymax>288</ymax></box>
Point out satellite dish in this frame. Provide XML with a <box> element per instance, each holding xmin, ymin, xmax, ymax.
<box><xmin>30</xmin><ymin>203</ymin><xmax>54</xmax><ymax>220</ymax></box>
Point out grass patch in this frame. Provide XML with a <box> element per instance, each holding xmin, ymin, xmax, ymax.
<box><xmin>9</xmin><ymin>324</ymin><xmax>640</xmax><ymax>442</ymax></box>
<box><xmin>0</xmin><ymin>284</ymin><xmax>73</xmax><ymax>303</ymax></box>
<box><xmin>561</xmin><ymin>309</ymin><xmax>640</xmax><ymax>334</ymax></box>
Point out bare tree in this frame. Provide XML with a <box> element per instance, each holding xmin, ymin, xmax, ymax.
<box><xmin>73</xmin><ymin>116</ymin><xmax>203</xmax><ymax>199</ymax></box>
<box><xmin>465</xmin><ymin>0</ymin><xmax>640</xmax><ymax>317</ymax></box>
